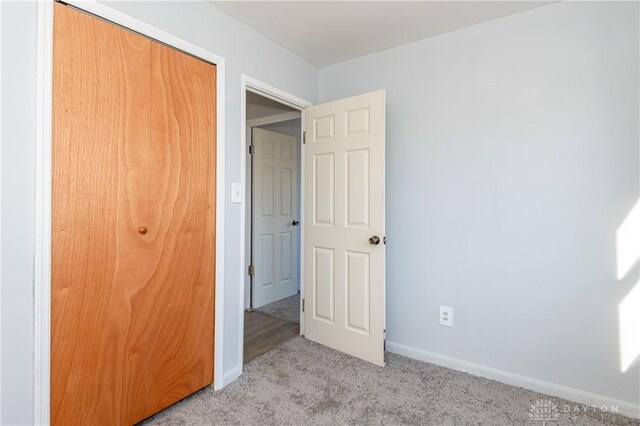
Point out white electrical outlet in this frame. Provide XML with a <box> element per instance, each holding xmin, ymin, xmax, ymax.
<box><xmin>439</xmin><ymin>306</ymin><xmax>453</xmax><ymax>327</ymax></box>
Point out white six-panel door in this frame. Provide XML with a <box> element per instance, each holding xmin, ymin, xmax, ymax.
<box><xmin>303</xmin><ymin>90</ymin><xmax>385</xmax><ymax>366</ymax></box>
<box><xmin>252</xmin><ymin>128</ymin><xmax>300</xmax><ymax>308</ymax></box>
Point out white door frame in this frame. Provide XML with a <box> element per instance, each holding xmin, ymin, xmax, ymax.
<box><xmin>0</xmin><ymin>2</ymin><xmax>3</xmax><ymax>421</ymax></box>
<box><xmin>238</xmin><ymin>75</ymin><xmax>312</xmax><ymax>372</ymax></box>
<box><xmin>34</xmin><ymin>1</ymin><xmax>226</xmax><ymax>423</ymax></box>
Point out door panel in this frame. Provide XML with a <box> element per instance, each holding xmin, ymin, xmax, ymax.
<box><xmin>313</xmin><ymin>153</ymin><xmax>335</xmax><ymax>225</ymax></box>
<box><xmin>313</xmin><ymin>247</ymin><xmax>335</xmax><ymax>323</ymax></box>
<box><xmin>346</xmin><ymin>149</ymin><xmax>370</xmax><ymax>227</ymax></box>
<box><xmin>51</xmin><ymin>3</ymin><xmax>216</xmax><ymax>425</ymax></box>
<box><xmin>252</xmin><ymin>128</ymin><xmax>299</xmax><ymax>308</ymax></box>
<box><xmin>346</xmin><ymin>250</ymin><xmax>370</xmax><ymax>333</ymax></box>
<box><xmin>304</xmin><ymin>90</ymin><xmax>385</xmax><ymax>366</ymax></box>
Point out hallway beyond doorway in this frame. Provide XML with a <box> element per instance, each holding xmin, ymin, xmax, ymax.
<box><xmin>255</xmin><ymin>294</ymin><xmax>300</xmax><ymax>324</ymax></box>
<box><xmin>243</xmin><ymin>311</ymin><xmax>299</xmax><ymax>364</ymax></box>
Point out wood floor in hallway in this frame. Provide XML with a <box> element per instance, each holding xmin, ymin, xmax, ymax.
<box><xmin>244</xmin><ymin>311</ymin><xmax>300</xmax><ymax>363</ymax></box>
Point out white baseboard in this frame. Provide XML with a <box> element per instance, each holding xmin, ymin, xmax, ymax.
<box><xmin>222</xmin><ymin>364</ymin><xmax>242</xmax><ymax>388</ymax></box>
<box><xmin>386</xmin><ymin>341</ymin><xmax>640</xmax><ymax>419</ymax></box>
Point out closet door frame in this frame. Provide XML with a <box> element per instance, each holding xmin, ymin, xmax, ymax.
<box><xmin>34</xmin><ymin>1</ymin><xmax>226</xmax><ymax>424</ymax></box>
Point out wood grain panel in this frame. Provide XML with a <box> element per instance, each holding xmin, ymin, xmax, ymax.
<box><xmin>51</xmin><ymin>3</ymin><xmax>216</xmax><ymax>424</ymax></box>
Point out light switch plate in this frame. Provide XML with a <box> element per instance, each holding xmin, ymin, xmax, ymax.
<box><xmin>231</xmin><ymin>182</ymin><xmax>243</xmax><ymax>203</ymax></box>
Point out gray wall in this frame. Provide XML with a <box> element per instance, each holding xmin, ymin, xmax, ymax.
<box><xmin>0</xmin><ymin>1</ymin><xmax>317</xmax><ymax>423</ymax></box>
<box><xmin>2</xmin><ymin>0</ymin><xmax>639</xmax><ymax>422</ymax></box>
<box><xmin>319</xmin><ymin>1</ymin><xmax>639</xmax><ymax>406</ymax></box>
<box><xmin>1</xmin><ymin>2</ymin><xmax>38</xmax><ymax>424</ymax></box>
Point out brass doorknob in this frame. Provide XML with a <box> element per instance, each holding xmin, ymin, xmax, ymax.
<box><xmin>368</xmin><ymin>235</ymin><xmax>380</xmax><ymax>245</ymax></box>
<box><xmin>138</xmin><ymin>226</ymin><xmax>148</xmax><ymax>235</ymax></box>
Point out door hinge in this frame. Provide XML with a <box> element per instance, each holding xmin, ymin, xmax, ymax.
<box><xmin>302</xmin><ymin>299</ymin><xmax>305</xmax><ymax>312</ymax></box>
<box><xmin>249</xmin><ymin>145</ymin><xmax>254</xmax><ymax>155</ymax></box>
<box><xmin>303</xmin><ymin>131</ymin><xmax>306</xmax><ymax>144</ymax></box>
<box><xmin>248</xmin><ymin>264</ymin><xmax>255</xmax><ymax>276</ymax></box>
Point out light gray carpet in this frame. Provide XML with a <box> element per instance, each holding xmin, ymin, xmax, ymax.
<box><xmin>255</xmin><ymin>294</ymin><xmax>300</xmax><ymax>324</ymax></box>
<box><xmin>141</xmin><ymin>337</ymin><xmax>639</xmax><ymax>425</ymax></box>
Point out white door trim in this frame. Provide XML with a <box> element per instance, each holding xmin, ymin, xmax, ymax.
<box><xmin>0</xmin><ymin>1</ymin><xmax>3</xmax><ymax>422</ymax></box>
<box><xmin>34</xmin><ymin>2</ymin><xmax>54</xmax><ymax>423</ymax></box>
<box><xmin>237</xmin><ymin>75</ymin><xmax>312</xmax><ymax>382</ymax></box>
<box><xmin>34</xmin><ymin>1</ymin><xmax>227</xmax><ymax>423</ymax></box>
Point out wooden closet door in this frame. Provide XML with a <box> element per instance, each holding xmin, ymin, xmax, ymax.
<box><xmin>51</xmin><ymin>3</ymin><xmax>216</xmax><ymax>425</ymax></box>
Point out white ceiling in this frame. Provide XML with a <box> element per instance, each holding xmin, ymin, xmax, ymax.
<box><xmin>210</xmin><ymin>1</ymin><xmax>553</xmax><ymax>67</ymax></box>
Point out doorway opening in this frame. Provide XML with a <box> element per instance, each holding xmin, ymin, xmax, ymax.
<box><xmin>243</xmin><ymin>89</ymin><xmax>305</xmax><ymax>364</ymax></box>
